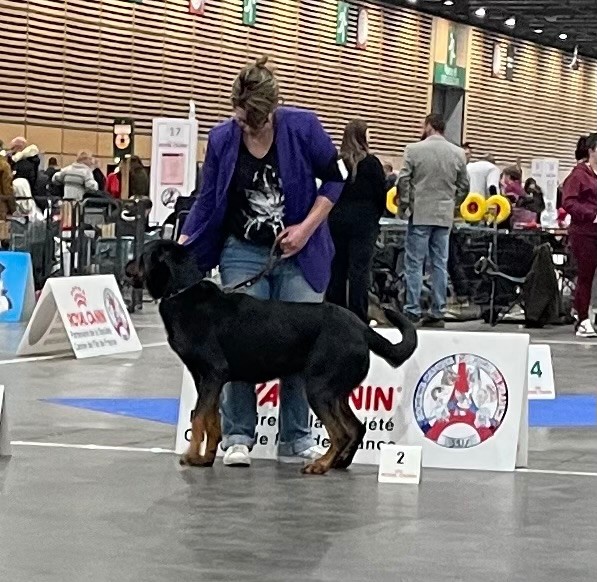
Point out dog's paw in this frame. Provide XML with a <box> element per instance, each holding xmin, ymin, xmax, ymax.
<box><xmin>301</xmin><ymin>462</ymin><xmax>329</xmax><ymax>475</ymax></box>
<box><xmin>179</xmin><ymin>454</ymin><xmax>215</xmax><ymax>467</ymax></box>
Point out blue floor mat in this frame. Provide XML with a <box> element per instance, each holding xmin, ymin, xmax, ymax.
<box><xmin>45</xmin><ymin>395</ymin><xmax>597</xmax><ymax>428</ymax></box>
<box><xmin>44</xmin><ymin>398</ymin><xmax>180</xmax><ymax>425</ymax></box>
<box><xmin>528</xmin><ymin>395</ymin><xmax>596</xmax><ymax>428</ymax></box>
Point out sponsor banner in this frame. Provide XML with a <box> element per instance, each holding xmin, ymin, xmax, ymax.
<box><xmin>17</xmin><ymin>275</ymin><xmax>142</xmax><ymax>359</ymax></box>
<box><xmin>175</xmin><ymin>330</ymin><xmax>529</xmax><ymax>472</ymax></box>
<box><xmin>0</xmin><ymin>251</ymin><xmax>35</xmax><ymax>323</ymax></box>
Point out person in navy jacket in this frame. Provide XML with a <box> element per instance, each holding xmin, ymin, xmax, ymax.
<box><xmin>180</xmin><ymin>56</ymin><xmax>346</xmax><ymax>467</ymax></box>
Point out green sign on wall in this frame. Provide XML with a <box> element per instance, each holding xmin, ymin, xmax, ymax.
<box><xmin>336</xmin><ymin>2</ymin><xmax>349</xmax><ymax>46</ymax></box>
<box><xmin>434</xmin><ymin>25</ymin><xmax>466</xmax><ymax>88</ymax></box>
<box><xmin>243</xmin><ymin>0</ymin><xmax>257</xmax><ymax>26</ymax></box>
<box><xmin>447</xmin><ymin>27</ymin><xmax>457</xmax><ymax>67</ymax></box>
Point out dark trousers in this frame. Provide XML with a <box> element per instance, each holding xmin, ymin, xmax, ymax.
<box><xmin>327</xmin><ymin>218</ymin><xmax>379</xmax><ymax>323</ymax></box>
<box><xmin>570</xmin><ymin>233</ymin><xmax>597</xmax><ymax>321</ymax></box>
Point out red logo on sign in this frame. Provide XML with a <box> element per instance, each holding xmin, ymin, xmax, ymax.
<box><xmin>67</xmin><ymin>310</ymin><xmax>108</xmax><ymax>328</ymax></box>
<box><xmin>71</xmin><ymin>287</ymin><xmax>87</xmax><ymax>308</ymax></box>
<box><xmin>256</xmin><ymin>384</ymin><xmax>398</xmax><ymax>412</ymax></box>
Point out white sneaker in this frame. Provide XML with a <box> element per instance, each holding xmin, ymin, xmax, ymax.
<box><xmin>223</xmin><ymin>444</ymin><xmax>251</xmax><ymax>466</ymax></box>
<box><xmin>278</xmin><ymin>445</ymin><xmax>326</xmax><ymax>464</ymax></box>
<box><xmin>576</xmin><ymin>318</ymin><xmax>597</xmax><ymax>338</ymax></box>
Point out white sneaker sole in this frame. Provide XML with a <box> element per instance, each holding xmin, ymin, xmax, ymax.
<box><xmin>223</xmin><ymin>456</ymin><xmax>251</xmax><ymax>467</ymax></box>
<box><xmin>576</xmin><ymin>332</ymin><xmax>597</xmax><ymax>338</ymax></box>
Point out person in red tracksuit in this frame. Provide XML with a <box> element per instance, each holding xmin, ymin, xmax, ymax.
<box><xmin>563</xmin><ymin>133</ymin><xmax>597</xmax><ymax>338</ymax></box>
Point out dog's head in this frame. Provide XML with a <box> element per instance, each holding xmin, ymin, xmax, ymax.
<box><xmin>126</xmin><ymin>240</ymin><xmax>191</xmax><ymax>300</ymax></box>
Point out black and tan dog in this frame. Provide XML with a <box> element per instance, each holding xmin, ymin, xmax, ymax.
<box><xmin>128</xmin><ymin>240</ymin><xmax>417</xmax><ymax>475</ymax></box>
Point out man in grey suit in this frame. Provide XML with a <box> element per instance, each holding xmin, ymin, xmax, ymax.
<box><xmin>398</xmin><ymin>114</ymin><xmax>469</xmax><ymax>327</ymax></box>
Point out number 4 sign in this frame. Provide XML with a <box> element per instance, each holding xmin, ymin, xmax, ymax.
<box><xmin>378</xmin><ymin>444</ymin><xmax>422</xmax><ymax>484</ymax></box>
<box><xmin>528</xmin><ymin>344</ymin><xmax>555</xmax><ymax>400</ymax></box>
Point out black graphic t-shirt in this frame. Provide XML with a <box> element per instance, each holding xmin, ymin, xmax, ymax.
<box><xmin>225</xmin><ymin>140</ymin><xmax>285</xmax><ymax>246</ymax></box>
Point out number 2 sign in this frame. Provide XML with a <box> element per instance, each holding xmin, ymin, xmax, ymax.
<box><xmin>378</xmin><ymin>445</ymin><xmax>422</xmax><ymax>485</ymax></box>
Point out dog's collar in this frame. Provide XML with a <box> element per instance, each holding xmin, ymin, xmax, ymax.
<box><xmin>162</xmin><ymin>282</ymin><xmax>202</xmax><ymax>302</ymax></box>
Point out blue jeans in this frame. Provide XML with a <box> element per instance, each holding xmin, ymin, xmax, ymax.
<box><xmin>404</xmin><ymin>223</ymin><xmax>450</xmax><ymax>319</ymax></box>
<box><xmin>219</xmin><ymin>237</ymin><xmax>323</xmax><ymax>455</ymax></box>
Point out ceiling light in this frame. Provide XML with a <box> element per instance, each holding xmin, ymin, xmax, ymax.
<box><xmin>559</xmin><ymin>33</ymin><xmax>568</xmax><ymax>40</ymax></box>
<box><xmin>533</xmin><ymin>29</ymin><xmax>543</xmax><ymax>34</ymax></box>
<box><xmin>505</xmin><ymin>17</ymin><xmax>516</xmax><ymax>28</ymax></box>
<box><xmin>407</xmin><ymin>0</ymin><xmax>417</xmax><ymax>4</ymax></box>
<box><xmin>475</xmin><ymin>7</ymin><xmax>486</xmax><ymax>18</ymax></box>
<box><xmin>444</xmin><ymin>0</ymin><xmax>454</xmax><ymax>5</ymax></box>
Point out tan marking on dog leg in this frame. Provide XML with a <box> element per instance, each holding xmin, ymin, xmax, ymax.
<box><xmin>202</xmin><ymin>405</ymin><xmax>222</xmax><ymax>465</ymax></box>
<box><xmin>180</xmin><ymin>413</ymin><xmax>208</xmax><ymax>466</ymax></box>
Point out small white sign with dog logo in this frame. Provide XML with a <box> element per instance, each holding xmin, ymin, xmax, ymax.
<box><xmin>17</xmin><ymin>275</ymin><xmax>141</xmax><ymax>359</ymax></box>
<box><xmin>0</xmin><ymin>385</ymin><xmax>11</xmax><ymax>457</ymax></box>
<box><xmin>378</xmin><ymin>444</ymin><xmax>421</xmax><ymax>484</ymax></box>
<box><xmin>527</xmin><ymin>344</ymin><xmax>555</xmax><ymax>400</ymax></box>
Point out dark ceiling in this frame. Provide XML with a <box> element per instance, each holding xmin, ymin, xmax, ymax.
<box><xmin>391</xmin><ymin>0</ymin><xmax>597</xmax><ymax>59</ymax></box>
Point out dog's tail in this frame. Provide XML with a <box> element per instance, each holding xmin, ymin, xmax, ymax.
<box><xmin>365</xmin><ymin>309</ymin><xmax>418</xmax><ymax>368</ymax></box>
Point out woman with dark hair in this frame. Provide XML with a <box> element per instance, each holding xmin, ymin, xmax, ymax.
<box><xmin>575</xmin><ymin>135</ymin><xmax>589</xmax><ymax>163</ymax></box>
<box><xmin>179</xmin><ymin>56</ymin><xmax>346</xmax><ymax>467</ymax></box>
<box><xmin>326</xmin><ymin>119</ymin><xmax>386</xmax><ymax>323</ymax></box>
<box><xmin>563</xmin><ymin>133</ymin><xmax>597</xmax><ymax>337</ymax></box>
<box><xmin>129</xmin><ymin>156</ymin><xmax>149</xmax><ymax>198</ymax></box>
<box><xmin>520</xmin><ymin>177</ymin><xmax>545</xmax><ymax>221</ymax></box>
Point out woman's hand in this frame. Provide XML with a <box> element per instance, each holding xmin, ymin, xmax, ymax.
<box><xmin>178</xmin><ymin>234</ymin><xmax>189</xmax><ymax>245</ymax></box>
<box><xmin>276</xmin><ymin>223</ymin><xmax>311</xmax><ymax>258</ymax></box>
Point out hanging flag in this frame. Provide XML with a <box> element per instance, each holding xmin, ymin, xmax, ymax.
<box><xmin>189</xmin><ymin>0</ymin><xmax>206</xmax><ymax>15</ymax></box>
<box><xmin>336</xmin><ymin>2</ymin><xmax>349</xmax><ymax>46</ymax></box>
<box><xmin>356</xmin><ymin>7</ymin><xmax>368</xmax><ymax>49</ymax></box>
<box><xmin>243</xmin><ymin>0</ymin><xmax>257</xmax><ymax>26</ymax></box>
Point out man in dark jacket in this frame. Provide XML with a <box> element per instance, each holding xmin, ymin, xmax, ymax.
<box><xmin>9</xmin><ymin>137</ymin><xmax>41</xmax><ymax>193</ymax></box>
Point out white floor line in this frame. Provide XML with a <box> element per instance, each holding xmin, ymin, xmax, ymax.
<box><xmin>8</xmin><ymin>443</ymin><xmax>597</xmax><ymax>477</ymax></box>
<box><xmin>11</xmin><ymin>441</ymin><xmax>175</xmax><ymax>454</ymax></box>
<box><xmin>0</xmin><ymin>354</ymin><xmax>70</xmax><ymax>366</ymax></box>
<box><xmin>142</xmin><ymin>341</ymin><xmax>169</xmax><ymax>349</ymax></box>
<box><xmin>516</xmin><ymin>468</ymin><xmax>597</xmax><ymax>477</ymax></box>
<box><xmin>0</xmin><ymin>341</ymin><xmax>168</xmax><ymax>366</ymax></box>
<box><xmin>541</xmin><ymin>339</ymin><xmax>597</xmax><ymax>347</ymax></box>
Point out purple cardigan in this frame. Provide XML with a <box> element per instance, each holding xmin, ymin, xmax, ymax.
<box><xmin>181</xmin><ymin>106</ymin><xmax>345</xmax><ymax>293</ymax></box>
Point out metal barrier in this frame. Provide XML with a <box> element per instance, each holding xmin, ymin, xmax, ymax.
<box><xmin>1</xmin><ymin>195</ymin><xmax>157</xmax><ymax>310</ymax></box>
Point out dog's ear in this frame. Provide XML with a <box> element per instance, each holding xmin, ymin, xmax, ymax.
<box><xmin>143</xmin><ymin>242</ymin><xmax>176</xmax><ymax>299</ymax></box>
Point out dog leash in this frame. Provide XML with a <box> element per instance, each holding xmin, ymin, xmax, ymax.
<box><xmin>225</xmin><ymin>241</ymin><xmax>284</xmax><ymax>293</ymax></box>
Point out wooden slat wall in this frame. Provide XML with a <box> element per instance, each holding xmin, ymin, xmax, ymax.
<box><xmin>0</xmin><ymin>0</ymin><xmax>431</xmax><ymax>166</ymax></box>
<box><xmin>465</xmin><ymin>28</ymin><xmax>597</xmax><ymax>172</ymax></box>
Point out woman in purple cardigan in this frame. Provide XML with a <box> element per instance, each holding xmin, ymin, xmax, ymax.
<box><xmin>179</xmin><ymin>57</ymin><xmax>346</xmax><ymax>467</ymax></box>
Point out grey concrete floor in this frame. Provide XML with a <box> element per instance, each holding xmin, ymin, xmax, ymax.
<box><xmin>0</xmin><ymin>306</ymin><xmax>596</xmax><ymax>581</ymax></box>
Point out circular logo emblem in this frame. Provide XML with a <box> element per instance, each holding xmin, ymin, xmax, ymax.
<box><xmin>413</xmin><ymin>354</ymin><xmax>508</xmax><ymax>449</ymax></box>
<box><xmin>161</xmin><ymin>187</ymin><xmax>180</xmax><ymax>209</ymax></box>
<box><xmin>103</xmin><ymin>289</ymin><xmax>130</xmax><ymax>341</ymax></box>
